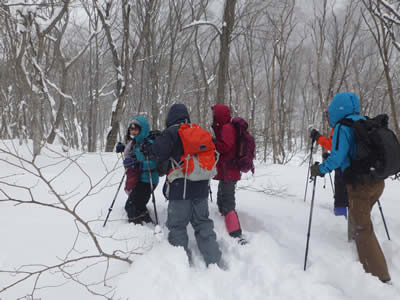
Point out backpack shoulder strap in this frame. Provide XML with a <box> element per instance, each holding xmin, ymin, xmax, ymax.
<box><xmin>335</xmin><ymin>119</ymin><xmax>354</xmax><ymax>151</ymax></box>
<box><xmin>337</xmin><ymin>118</ymin><xmax>354</xmax><ymax>127</ymax></box>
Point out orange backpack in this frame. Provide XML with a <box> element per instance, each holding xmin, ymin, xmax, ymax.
<box><xmin>168</xmin><ymin>124</ymin><xmax>218</xmax><ymax>197</ymax></box>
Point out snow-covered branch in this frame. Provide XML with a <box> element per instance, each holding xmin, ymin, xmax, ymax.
<box><xmin>39</xmin><ymin>0</ymin><xmax>70</xmax><ymax>37</ymax></box>
<box><xmin>182</xmin><ymin>20</ymin><xmax>222</xmax><ymax>35</ymax></box>
<box><xmin>45</xmin><ymin>77</ymin><xmax>75</xmax><ymax>104</ymax></box>
<box><xmin>0</xmin><ymin>142</ymin><xmax>141</xmax><ymax>298</ymax></box>
<box><xmin>66</xmin><ymin>30</ymin><xmax>100</xmax><ymax>70</ymax></box>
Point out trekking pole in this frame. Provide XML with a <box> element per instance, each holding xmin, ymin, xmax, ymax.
<box><xmin>103</xmin><ymin>154</ymin><xmax>126</xmax><ymax>227</ymax></box>
<box><xmin>329</xmin><ymin>173</ymin><xmax>335</xmax><ymax>195</ymax></box>
<box><xmin>304</xmin><ymin>163</ymin><xmax>318</xmax><ymax>271</ymax></box>
<box><xmin>209</xmin><ymin>184</ymin><xmax>213</xmax><ymax>202</ymax></box>
<box><xmin>146</xmin><ymin>154</ymin><xmax>159</xmax><ymax>225</ymax></box>
<box><xmin>304</xmin><ymin>139</ymin><xmax>316</xmax><ymax>202</ymax></box>
<box><xmin>377</xmin><ymin>199</ymin><xmax>391</xmax><ymax>241</ymax></box>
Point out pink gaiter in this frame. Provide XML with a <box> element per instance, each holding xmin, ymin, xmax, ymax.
<box><xmin>224</xmin><ymin>210</ymin><xmax>241</xmax><ymax>235</ymax></box>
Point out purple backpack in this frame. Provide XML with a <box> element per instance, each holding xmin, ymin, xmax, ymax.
<box><xmin>231</xmin><ymin>117</ymin><xmax>255</xmax><ymax>174</ymax></box>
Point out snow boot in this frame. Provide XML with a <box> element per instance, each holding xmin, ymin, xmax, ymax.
<box><xmin>224</xmin><ymin>210</ymin><xmax>242</xmax><ymax>238</ymax></box>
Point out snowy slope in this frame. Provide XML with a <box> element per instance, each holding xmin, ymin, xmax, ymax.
<box><xmin>0</xmin><ymin>141</ymin><xmax>399</xmax><ymax>300</ymax></box>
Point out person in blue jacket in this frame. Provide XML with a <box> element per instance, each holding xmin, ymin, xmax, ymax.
<box><xmin>310</xmin><ymin>92</ymin><xmax>390</xmax><ymax>283</ymax></box>
<box><xmin>116</xmin><ymin>116</ymin><xmax>159</xmax><ymax>224</ymax></box>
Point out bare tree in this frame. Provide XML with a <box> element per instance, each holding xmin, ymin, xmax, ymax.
<box><xmin>362</xmin><ymin>0</ymin><xmax>400</xmax><ymax>140</ymax></box>
<box><xmin>0</xmin><ymin>141</ymin><xmax>153</xmax><ymax>299</ymax></box>
<box><xmin>95</xmin><ymin>0</ymin><xmax>130</xmax><ymax>152</ymax></box>
<box><xmin>309</xmin><ymin>0</ymin><xmax>362</xmax><ymax>137</ymax></box>
<box><xmin>216</xmin><ymin>0</ymin><xmax>237</xmax><ymax>105</ymax></box>
<box><xmin>47</xmin><ymin>12</ymin><xmax>96</xmax><ymax>147</ymax></box>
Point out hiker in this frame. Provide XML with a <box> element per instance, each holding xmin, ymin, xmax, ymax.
<box><xmin>310</xmin><ymin>92</ymin><xmax>391</xmax><ymax>282</ymax></box>
<box><xmin>310</xmin><ymin>111</ymin><xmax>349</xmax><ymax>217</ymax></box>
<box><xmin>211</xmin><ymin>104</ymin><xmax>245</xmax><ymax>244</ymax></box>
<box><xmin>142</xmin><ymin>103</ymin><xmax>222</xmax><ymax>267</ymax></box>
<box><xmin>115</xmin><ymin>116</ymin><xmax>159</xmax><ymax>225</ymax></box>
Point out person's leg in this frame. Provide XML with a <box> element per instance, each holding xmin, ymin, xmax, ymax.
<box><xmin>347</xmin><ymin>181</ymin><xmax>390</xmax><ymax>282</ymax></box>
<box><xmin>134</xmin><ymin>182</ymin><xmax>155</xmax><ymax>224</ymax></box>
<box><xmin>190</xmin><ymin>197</ymin><xmax>222</xmax><ymax>266</ymax></box>
<box><xmin>334</xmin><ymin>169</ymin><xmax>349</xmax><ymax>207</ymax></box>
<box><xmin>134</xmin><ymin>182</ymin><xmax>151</xmax><ymax>212</ymax></box>
<box><xmin>217</xmin><ymin>180</ymin><xmax>236</xmax><ymax>214</ymax></box>
<box><xmin>167</xmin><ymin>200</ymin><xmax>192</xmax><ymax>259</ymax></box>
<box><xmin>217</xmin><ymin>180</ymin><xmax>242</xmax><ymax>237</ymax></box>
<box><xmin>125</xmin><ymin>190</ymin><xmax>137</xmax><ymax>222</ymax></box>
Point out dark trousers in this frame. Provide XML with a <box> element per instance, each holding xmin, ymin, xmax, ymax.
<box><xmin>217</xmin><ymin>180</ymin><xmax>237</xmax><ymax>215</ymax></box>
<box><xmin>334</xmin><ymin>169</ymin><xmax>348</xmax><ymax>208</ymax></box>
<box><xmin>217</xmin><ymin>180</ymin><xmax>242</xmax><ymax>237</ymax></box>
<box><xmin>125</xmin><ymin>181</ymin><xmax>154</xmax><ymax>219</ymax></box>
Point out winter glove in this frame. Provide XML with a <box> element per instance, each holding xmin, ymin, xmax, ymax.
<box><xmin>115</xmin><ymin>142</ymin><xmax>125</xmax><ymax>153</ymax></box>
<box><xmin>310</xmin><ymin>163</ymin><xmax>324</xmax><ymax>177</ymax></box>
<box><xmin>310</xmin><ymin>129</ymin><xmax>321</xmax><ymax>141</ymax></box>
<box><xmin>123</xmin><ymin>157</ymin><xmax>137</xmax><ymax>169</ymax></box>
<box><xmin>334</xmin><ymin>207</ymin><xmax>347</xmax><ymax>218</ymax></box>
<box><xmin>148</xmin><ymin>130</ymin><xmax>162</xmax><ymax>140</ymax></box>
<box><xmin>322</xmin><ymin>152</ymin><xmax>330</xmax><ymax>161</ymax></box>
<box><xmin>141</xmin><ymin>141</ymin><xmax>153</xmax><ymax>156</ymax></box>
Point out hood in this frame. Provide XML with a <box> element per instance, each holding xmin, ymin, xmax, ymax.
<box><xmin>212</xmin><ymin>104</ymin><xmax>231</xmax><ymax>125</ymax></box>
<box><xmin>328</xmin><ymin>92</ymin><xmax>360</xmax><ymax>127</ymax></box>
<box><xmin>128</xmin><ymin>116</ymin><xmax>150</xmax><ymax>144</ymax></box>
<box><xmin>166</xmin><ymin>104</ymin><xmax>191</xmax><ymax>127</ymax></box>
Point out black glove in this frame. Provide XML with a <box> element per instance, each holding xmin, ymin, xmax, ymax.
<box><xmin>212</xmin><ymin>137</ymin><xmax>217</xmax><ymax>143</ymax></box>
<box><xmin>116</xmin><ymin>142</ymin><xmax>125</xmax><ymax>153</ymax></box>
<box><xmin>310</xmin><ymin>129</ymin><xmax>321</xmax><ymax>141</ymax></box>
<box><xmin>141</xmin><ymin>141</ymin><xmax>152</xmax><ymax>156</ymax></box>
<box><xmin>148</xmin><ymin>130</ymin><xmax>162</xmax><ymax>140</ymax></box>
<box><xmin>310</xmin><ymin>162</ymin><xmax>324</xmax><ymax>177</ymax></box>
<box><xmin>322</xmin><ymin>152</ymin><xmax>330</xmax><ymax>160</ymax></box>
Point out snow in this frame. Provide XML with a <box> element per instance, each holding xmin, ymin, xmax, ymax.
<box><xmin>112</xmin><ymin>98</ymin><xmax>118</xmax><ymax>112</ymax></box>
<box><xmin>182</xmin><ymin>20</ymin><xmax>222</xmax><ymax>35</ymax></box>
<box><xmin>1</xmin><ymin>141</ymin><xmax>400</xmax><ymax>299</ymax></box>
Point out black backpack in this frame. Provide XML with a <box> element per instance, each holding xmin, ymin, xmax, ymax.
<box><xmin>337</xmin><ymin>114</ymin><xmax>400</xmax><ymax>183</ymax></box>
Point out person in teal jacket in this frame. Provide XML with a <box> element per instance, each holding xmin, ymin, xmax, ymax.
<box><xmin>116</xmin><ymin>116</ymin><xmax>159</xmax><ymax>224</ymax></box>
<box><xmin>311</xmin><ymin>92</ymin><xmax>391</xmax><ymax>283</ymax></box>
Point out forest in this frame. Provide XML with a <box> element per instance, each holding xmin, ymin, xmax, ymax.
<box><xmin>1</xmin><ymin>0</ymin><xmax>400</xmax><ymax>161</ymax></box>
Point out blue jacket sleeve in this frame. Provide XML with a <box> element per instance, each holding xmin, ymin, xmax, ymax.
<box><xmin>319</xmin><ymin>124</ymin><xmax>352</xmax><ymax>174</ymax></box>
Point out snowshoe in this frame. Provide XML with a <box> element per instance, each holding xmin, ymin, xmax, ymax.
<box><xmin>237</xmin><ymin>236</ymin><xmax>248</xmax><ymax>245</ymax></box>
<box><xmin>128</xmin><ymin>211</ymin><xmax>154</xmax><ymax>225</ymax></box>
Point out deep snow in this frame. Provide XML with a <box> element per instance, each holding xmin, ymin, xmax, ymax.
<box><xmin>0</xmin><ymin>141</ymin><xmax>399</xmax><ymax>300</ymax></box>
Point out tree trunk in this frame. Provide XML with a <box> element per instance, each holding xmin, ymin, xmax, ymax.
<box><xmin>216</xmin><ymin>0</ymin><xmax>237</xmax><ymax>105</ymax></box>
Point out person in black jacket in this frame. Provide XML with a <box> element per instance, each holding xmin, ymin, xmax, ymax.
<box><xmin>143</xmin><ymin>104</ymin><xmax>222</xmax><ymax>267</ymax></box>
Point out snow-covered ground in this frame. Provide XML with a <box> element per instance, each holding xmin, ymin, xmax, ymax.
<box><xmin>1</xmin><ymin>141</ymin><xmax>399</xmax><ymax>300</ymax></box>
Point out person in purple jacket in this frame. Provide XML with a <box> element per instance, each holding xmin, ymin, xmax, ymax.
<box><xmin>212</xmin><ymin>104</ymin><xmax>246</xmax><ymax>244</ymax></box>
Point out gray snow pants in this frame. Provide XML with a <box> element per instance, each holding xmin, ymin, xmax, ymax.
<box><xmin>167</xmin><ymin>198</ymin><xmax>222</xmax><ymax>266</ymax></box>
